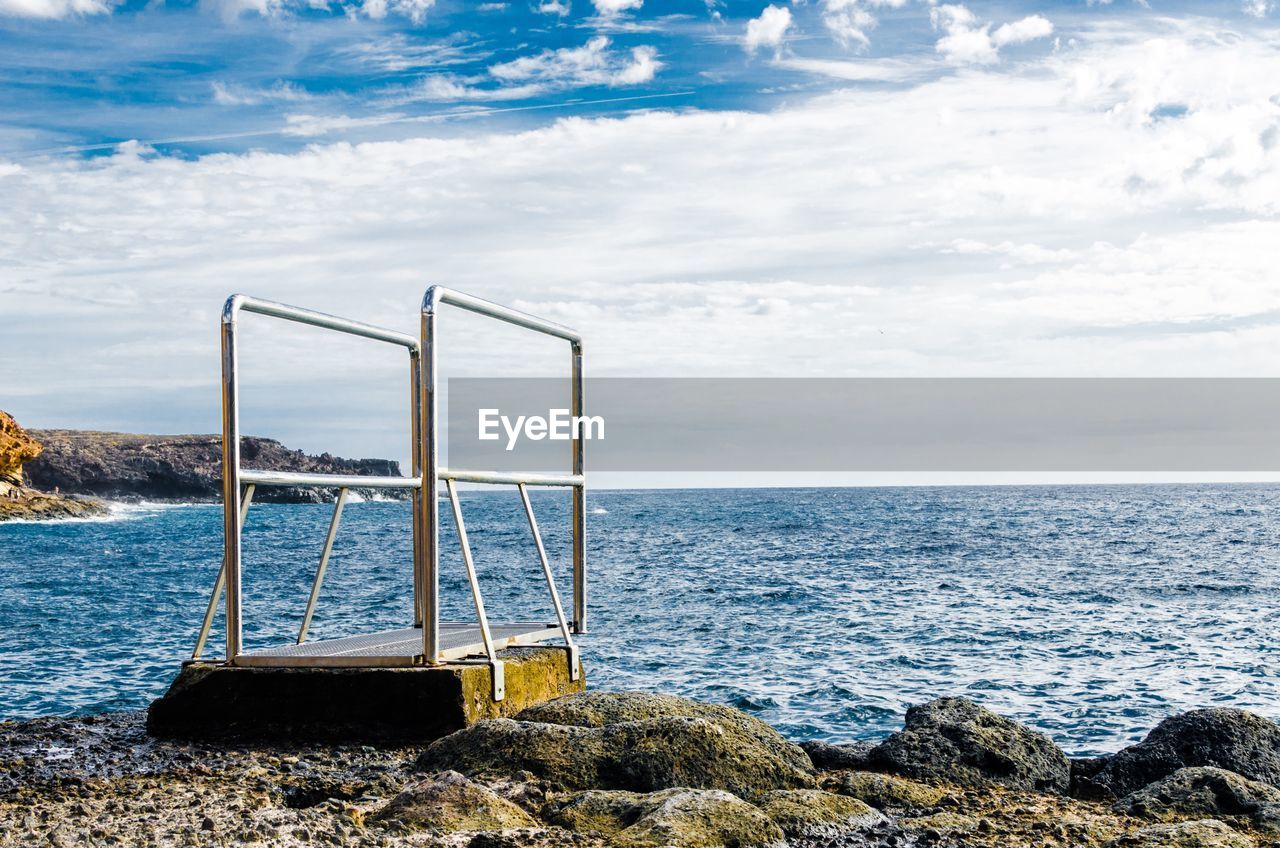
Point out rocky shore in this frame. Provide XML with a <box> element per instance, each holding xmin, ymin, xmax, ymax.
<box><xmin>25</xmin><ymin>429</ymin><xmax>405</xmax><ymax>504</ymax></box>
<box><xmin>4</xmin><ymin>692</ymin><xmax>1280</xmax><ymax>847</ymax></box>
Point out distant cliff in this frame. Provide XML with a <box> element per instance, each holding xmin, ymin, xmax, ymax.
<box><xmin>0</xmin><ymin>413</ymin><xmax>108</xmax><ymax>521</ymax></box>
<box><xmin>25</xmin><ymin>431</ymin><xmax>405</xmax><ymax>504</ymax></box>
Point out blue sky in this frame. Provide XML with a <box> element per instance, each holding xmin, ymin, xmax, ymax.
<box><xmin>2</xmin><ymin>0</ymin><xmax>1280</xmax><ymax>481</ymax></box>
<box><xmin>1</xmin><ymin>0</ymin><xmax>1228</xmax><ymax>156</ymax></box>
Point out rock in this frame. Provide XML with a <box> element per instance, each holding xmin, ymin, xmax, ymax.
<box><xmin>418</xmin><ymin>710</ymin><xmax>815</xmax><ymax>796</ymax></box>
<box><xmin>0</xmin><ymin>411</ymin><xmax>42</xmax><ymax>484</ymax></box>
<box><xmin>0</xmin><ymin>413</ymin><xmax>106</xmax><ymax>522</ymax></box>
<box><xmin>0</xmin><ymin>487</ymin><xmax>107</xmax><ymax>522</ymax></box>
<box><xmin>545</xmin><ymin>788</ymin><xmax>785</xmax><ymax>848</ymax></box>
<box><xmin>371</xmin><ymin>771</ymin><xmax>536</xmax><ymax>832</ymax></box>
<box><xmin>417</xmin><ymin>719</ymin><xmax>605</xmax><ymax>788</ymax></box>
<box><xmin>899</xmin><ymin>810</ymin><xmax>981</xmax><ymax>836</ymax></box>
<box><xmin>24</xmin><ymin>429</ymin><xmax>404</xmax><ymax>503</ymax></box>
<box><xmin>1115</xmin><ymin>767</ymin><xmax>1280</xmax><ymax>828</ymax></box>
<box><xmin>1071</xmin><ymin>756</ymin><xmax>1112</xmax><ymax>799</ymax></box>
<box><xmin>1105</xmin><ymin>819</ymin><xmax>1255</xmax><ymax>848</ymax></box>
<box><xmin>800</xmin><ymin>739</ymin><xmax>875</xmax><ymax>771</ymax></box>
<box><xmin>519</xmin><ymin>691</ymin><xmax>814</xmax><ymax>776</ymax></box>
<box><xmin>543</xmin><ymin>788</ymin><xmax>646</xmax><ymax>834</ymax></box>
<box><xmin>755</xmin><ymin>789</ymin><xmax>883</xmax><ymax>838</ymax></box>
<box><xmin>819</xmin><ymin>770</ymin><xmax>946</xmax><ymax>810</ymax></box>
<box><xmin>1089</xmin><ymin>709</ymin><xmax>1280</xmax><ymax>798</ymax></box>
<box><xmin>867</xmin><ymin>697</ymin><xmax>1071</xmax><ymax>793</ymax></box>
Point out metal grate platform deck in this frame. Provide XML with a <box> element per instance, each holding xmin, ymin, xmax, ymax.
<box><xmin>235</xmin><ymin>622</ymin><xmax>561</xmax><ymax>668</ymax></box>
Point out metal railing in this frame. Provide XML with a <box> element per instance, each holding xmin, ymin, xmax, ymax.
<box><xmin>420</xmin><ymin>286</ymin><xmax>585</xmax><ymax>698</ymax></box>
<box><xmin>194</xmin><ymin>295</ymin><xmax>424</xmax><ymax>663</ymax></box>
<box><xmin>192</xmin><ymin>289</ymin><xmax>585</xmax><ymax>701</ymax></box>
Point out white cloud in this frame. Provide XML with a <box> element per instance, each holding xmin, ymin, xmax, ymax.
<box><xmin>0</xmin><ymin>0</ymin><xmax>111</xmax><ymax>17</ymax></box>
<box><xmin>931</xmin><ymin>4</ymin><xmax>1053</xmax><ymax>65</ymax></box>
<box><xmin>377</xmin><ymin>37</ymin><xmax>659</xmax><ymax>104</ymax></box>
<box><xmin>822</xmin><ymin>0</ymin><xmax>877</xmax><ymax>47</ymax></box>
<box><xmin>1243</xmin><ymin>0</ymin><xmax>1272</xmax><ymax>16</ymax></box>
<box><xmin>591</xmin><ymin>0</ymin><xmax>640</xmax><ymax>14</ymax></box>
<box><xmin>5</xmin><ymin>20</ymin><xmax>1280</xmax><ymax>460</ymax></box>
<box><xmin>773</xmin><ymin>56</ymin><xmax>927</xmax><ymax>82</ymax></box>
<box><xmin>993</xmin><ymin>15</ymin><xmax>1054</xmax><ymax>46</ymax></box>
<box><xmin>200</xmin><ymin>0</ymin><xmax>433</xmax><ymax>20</ymax></box>
<box><xmin>402</xmin><ymin>77</ymin><xmax>547</xmax><ymax>102</ymax></box>
<box><xmin>212</xmin><ymin>81</ymin><xmax>313</xmax><ymax>107</ymax></box>
<box><xmin>358</xmin><ymin>0</ymin><xmax>434</xmax><ymax>22</ymax></box>
<box><xmin>489</xmin><ymin>36</ymin><xmax>660</xmax><ymax>86</ymax></box>
<box><xmin>745</xmin><ymin>4</ymin><xmax>793</xmax><ymax>53</ymax></box>
<box><xmin>538</xmin><ymin>0</ymin><xmax>569</xmax><ymax>14</ymax></box>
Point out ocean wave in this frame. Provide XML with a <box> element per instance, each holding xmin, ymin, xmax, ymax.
<box><xmin>1</xmin><ymin>500</ymin><xmax>214</xmax><ymax>526</ymax></box>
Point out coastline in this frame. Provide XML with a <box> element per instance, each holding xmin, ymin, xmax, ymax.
<box><xmin>4</xmin><ymin>690</ymin><xmax>1279</xmax><ymax>848</ymax></box>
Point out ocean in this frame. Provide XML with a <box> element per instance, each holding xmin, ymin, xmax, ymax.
<box><xmin>2</xmin><ymin>484</ymin><xmax>1278</xmax><ymax>757</ymax></box>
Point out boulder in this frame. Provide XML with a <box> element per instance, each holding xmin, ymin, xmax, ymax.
<box><xmin>867</xmin><ymin>697</ymin><xmax>1070</xmax><ymax>792</ymax></box>
<box><xmin>417</xmin><ymin>719</ymin><xmax>606</xmax><ymax>789</ymax></box>
<box><xmin>520</xmin><ymin>691</ymin><xmax>813</xmax><ymax>775</ymax></box>
<box><xmin>606</xmin><ymin>715</ymin><xmax>814</xmax><ymax>797</ymax></box>
<box><xmin>0</xmin><ymin>411</ymin><xmax>41</xmax><ymax>485</ymax></box>
<box><xmin>1105</xmin><ymin>819</ymin><xmax>1254</xmax><ymax>848</ymax></box>
<box><xmin>819</xmin><ymin>770</ymin><xmax>946</xmax><ymax>810</ymax></box>
<box><xmin>1115</xmin><ymin>767</ymin><xmax>1280</xmax><ymax>830</ymax></box>
<box><xmin>371</xmin><ymin>771</ymin><xmax>537</xmax><ymax>832</ymax></box>
<box><xmin>1089</xmin><ymin>709</ymin><xmax>1280</xmax><ymax>798</ymax></box>
<box><xmin>420</xmin><ymin>699</ymin><xmax>815</xmax><ymax>797</ymax></box>
<box><xmin>545</xmin><ymin>788</ymin><xmax>785</xmax><ymax>848</ymax></box>
<box><xmin>754</xmin><ymin>789</ymin><xmax>883</xmax><ymax>839</ymax></box>
<box><xmin>800</xmin><ymin>739</ymin><xmax>875</xmax><ymax>771</ymax></box>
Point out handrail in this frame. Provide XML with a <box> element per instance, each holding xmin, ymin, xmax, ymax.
<box><xmin>226</xmin><ymin>295</ymin><xmax>419</xmax><ymax>350</ymax></box>
<box><xmin>220</xmin><ymin>293</ymin><xmax>424</xmax><ymax>663</ymax></box>
<box><xmin>239</xmin><ymin>469</ymin><xmax>422</xmax><ymax>489</ymax></box>
<box><xmin>422</xmin><ymin>286</ymin><xmax>581</xmax><ymax>345</ymax></box>
<box><xmin>205</xmin><ymin>288</ymin><xmax>583</xmax><ymax>691</ymax></box>
<box><xmin>419</xmin><ymin>283</ymin><xmax>587</xmax><ymax>685</ymax></box>
<box><xmin>439</xmin><ymin>469</ymin><xmax>583</xmax><ymax>487</ymax></box>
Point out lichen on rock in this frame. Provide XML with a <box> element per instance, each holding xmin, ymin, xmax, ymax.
<box><xmin>371</xmin><ymin>770</ymin><xmax>536</xmax><ymax>832</ymax></box>
<box><xmin>545</xmin><ymin>787</ymin><xmax>786</xmax><ymax>848</ymax></box>
<box><xmin>754</xmin><ymin>788</ymin><xmax>883</xmax><ymax>838</ymax></box>
<box><xmin>1115</xmin><ymin>766</ymin><xmax>1280</xmax><ymax>832</ymax></box>
<box><xmin>419</xmin><ymin>695</ymin><xmax>815</xmax><ymax>797</ymax></box>
<box><xmin>867</xmin><ymin>696</ymin><xmax>1071</xmax><ymax>793</ymax></box>
<box><xmin>819</xmin><ymin>769</ymin><xmax>947</xmax><ymax>810</ymax></box>
<box><xmin>1104</xmin><ymin>818</ymin><xmax>1256</xmax><ymax>848</ymax></box>
<box><xmin>519</xmin><ymin>690</ymin><xmax>813</xmax><ymax>776</ymax></box>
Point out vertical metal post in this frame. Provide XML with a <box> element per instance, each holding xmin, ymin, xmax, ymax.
<box><xmin>420</xmin><ymin>294</ymin><xmax>440</xmax><ymax>663</ymax></box>
<box><xmin>297</xmin><ymin>487</ymin><xmax>348</xmax><ymax>644</ymax></box>
<box><xmin>192</xmin><ymin>483</ymin><xmax>256</xmax><ymax>661</ymax></box>
<box><xmin>571</xmin><ymin>341</ymin><xmax>586</xmax><ymax>634</ymax></box>
<box><xmin>410</xmin><ymin>348</ymin><xmax>424</xmax><ymax>628</ymax></box>
<box><xmin>221</xmin><ymin>297</ymin><xmax>244</xmax><ymax>662</ymax></box>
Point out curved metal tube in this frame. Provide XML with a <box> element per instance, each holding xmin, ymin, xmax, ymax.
<box><xmin>422</xmin><ymin>285</ymin><xmax>581</xmax><ymax>344</ymax></box>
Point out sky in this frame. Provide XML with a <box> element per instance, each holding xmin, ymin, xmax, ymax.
<box><xmin>2</xmin><ymin>0</ymin><xmax>1280</xmax><ymax>483</ymax></box>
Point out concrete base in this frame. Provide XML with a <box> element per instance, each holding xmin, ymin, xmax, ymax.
<box><xmin>146</xmin><ymin>646</ymin><xmax>585</xmax><ymax>741</ymax></box>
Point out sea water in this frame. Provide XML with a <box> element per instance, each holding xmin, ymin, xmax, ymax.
<box><xmin>2</xmin><ymin>484</ymin><xmax>1279</xmax><ymax>757</ymax></box>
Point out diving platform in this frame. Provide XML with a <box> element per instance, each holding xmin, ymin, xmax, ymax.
<box><xmin>235</xmin><ymin>623</ymin><xmax>564</xmax><ymax>667</ymax></box>
<box><xmin>153</xmin><ymin>286</ymin><xmax>588</xmax><ymax>738</ymax></box>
